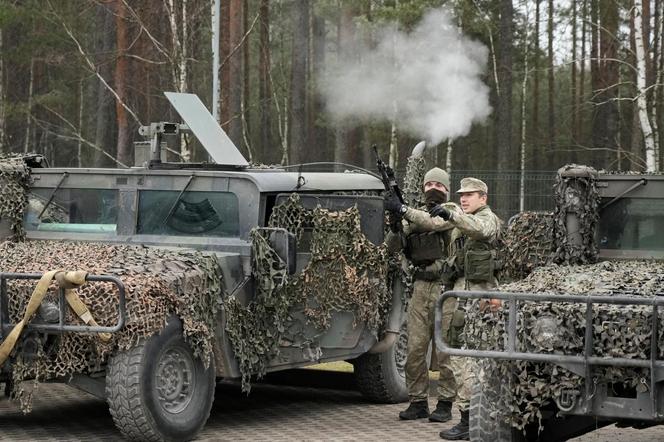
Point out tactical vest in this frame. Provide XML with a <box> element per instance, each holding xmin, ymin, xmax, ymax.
<box><xmin>442</xmin><ymin>205</ymin><xmax>502</xmax><ymax>284</ymax></box>
<box><xmin>404</xmin><ymin>231</ymin><xmax>446</xmax><ymax>267</ymax></box>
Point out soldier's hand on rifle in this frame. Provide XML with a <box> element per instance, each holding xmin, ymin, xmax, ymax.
<box><xmin>429</xmin><ymin>204</ymin><xmax>451</xmax><ymax>220</ymax></box>
<box><xmin>384</xmin><ymin>192</ymin><xmax>406</xmax><ymax>215</ymax></box>
<box><xmin>388</xmin><ymin>215</ymin><xmax>401</xmax><ymax>233</ymax></box>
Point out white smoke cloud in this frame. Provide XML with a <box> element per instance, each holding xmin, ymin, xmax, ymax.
<box><xmin>320</xmin><ymin>8</ymin><xmax>491</xmax><ymax>145</ymax></box>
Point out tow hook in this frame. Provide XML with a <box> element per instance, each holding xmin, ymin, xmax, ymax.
<box><xmin>556</xmin><ymin>389</ymin><xmax>580</xmax><ymax>412</ymax></box>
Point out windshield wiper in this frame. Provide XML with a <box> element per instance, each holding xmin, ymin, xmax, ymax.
<box><xmin>600</xmin><ymin>178</ymin><xmax>647</xmax><ymax>211</ymax></box>
<box><xmin>37</xmin><ymin>172</ymin><xmax>69</xmax><ymax>220</ymax></box>
<box><xmin>161</xmin><ymin>173</ymin><xmax>196</xmax><ymax>229</ymax></box>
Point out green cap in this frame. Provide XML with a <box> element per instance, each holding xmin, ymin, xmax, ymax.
<box><xmin>423</xmin><ymin>167</ymin><xmax>450</xmax><ymax>191</ymax></box>
<box><xmin>456</xmin><ymin>177</ymin><xmax>488</xmax><ymax>194</ymax></box>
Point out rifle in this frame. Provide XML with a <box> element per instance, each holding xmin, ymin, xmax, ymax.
<box><xmin>372</xmin><ymin>145</ymin><xmax>404</xmax><ymax>204</ymax></box>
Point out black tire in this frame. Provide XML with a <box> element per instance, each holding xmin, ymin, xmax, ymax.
<box><xmin>353</xmin><ymin>324</ymin><xmax>408</xmax><ymax>403</ymax></box>
<box><xmin>105</xmin><ymin>317</ymin><xmax>215</xmax><ymax>442</ymax></box>
<box><xmin>469</xmin><ymin>372</ymin><xmax>523</xmax><ymax>442</ymax></box>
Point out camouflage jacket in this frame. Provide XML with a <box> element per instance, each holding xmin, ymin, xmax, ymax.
<box><xmin>447</xmin><ymin>204</ymin><xmax>502</xmax><ymax>290</ymax></box>
<box><xmin>448</xmin><ymin>204</ymin><xmax>501</xmax><ymax>243</ymax></box>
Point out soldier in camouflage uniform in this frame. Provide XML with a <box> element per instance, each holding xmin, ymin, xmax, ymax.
<box><xmin>428</xmin><ymin>177</ymin><xmax>502</xmax><ymax>441</ymax></box>
<box><xmin>384</xmin><ymin>167</ymin><xmax>460</xmax><ymax>423</ymax></box>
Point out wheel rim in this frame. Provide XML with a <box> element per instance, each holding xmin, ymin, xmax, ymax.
<box><xmin>155</xmin><ymin>346</ymin><xmax>196</xmax><ymax>414</ymax></box>
<box><xmin>395</xmin><ymin>321</ymin><xmax>408</xmax><ymax>379</ymax></box>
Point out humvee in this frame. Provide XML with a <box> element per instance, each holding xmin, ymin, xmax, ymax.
<box><xmin>435</xmin><ymin>166</ymin><xmax>664</xmax><ymax>441</ymax></box>
<box><xmin>0</xmin><ymin>93</ymin><xmax>408</xmax><ymax>441</ymax></box>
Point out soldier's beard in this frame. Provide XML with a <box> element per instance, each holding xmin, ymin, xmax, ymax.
<box><xmin>424</xmin><ymin>189</ymin><xmax>448</xmax><ymax>208</ymax></box>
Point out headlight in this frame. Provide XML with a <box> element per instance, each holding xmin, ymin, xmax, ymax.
<box><xmin>532</xmin><ymin>314</ymin><xmax>563</xmax><ymax>350</ymax></box>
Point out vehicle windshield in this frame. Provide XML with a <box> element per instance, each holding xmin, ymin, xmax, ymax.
<box><xmin>137</xmin><ymin>190</ymin><xmax>239</xmax><ymax>237</ymax></box>
<box><xmin>24</xmin><ymin>188</ymin><xmax>118</xmax><ymax>233</ymax></box>
<box><xmin>598</xmin><ymin>197</ymin><xmax>664</xmax><ymax>250</ymax></box>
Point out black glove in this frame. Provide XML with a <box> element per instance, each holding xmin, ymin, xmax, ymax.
<box><xmin>384</xmin><ymin>192</ymin><xmax>404</xmax><ymax>215</ymax></box>
<box><xmin>429</xmin><ymin>204</ymin><xmax>451</xmax><ymax>220</ymax></box>
<box><xmin>388</xmin><ymin>215</ymin><xmax>401</xmax><ymax>233</ymax></box>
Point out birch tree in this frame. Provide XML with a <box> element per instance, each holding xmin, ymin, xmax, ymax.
<box><xmin>634</xmin><ymin>0</ymin><xmax>657</xmax><ymax>171</ymax></box>
<box><xmin>165</xmin><ymin>0</ymin><xmax>191</xmax><ymax>161</ymax></box>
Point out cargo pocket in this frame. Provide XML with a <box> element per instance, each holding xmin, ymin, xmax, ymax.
<box><xmin>447</xmin><ymin>309</ymin><xmax>466</xmax><ymax>347</ymax></box>
<box><xmin>464</xmin><ymin>249</ymin><xmax>495</xmax><ymax>283</ymax></box>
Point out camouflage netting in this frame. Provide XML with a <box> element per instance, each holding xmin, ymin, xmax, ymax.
<box><xmin>465</xmin><ymin>260</ymin><xmax>664</xmax><ymax>430</ymax></box>
<box><xmin>0</xmin><ymin>154</ymin><xmax>31</xmax><ymax>241</ymax></box>
<box><xmin>402</xmin><ymin>154</ymin><xmax>426</xmax><ymax>207</ymax></box>
<box><xmin>501</xmin><ymin>212</ymin><xmax>554</xmax><ymax>281</ymax></box>
<box><xmin>224</xmin><ymin>194</ymin><xmax>393</xmax><ymax>392</ymax></box>
<box><xmin>552</xmin><ymin>164</ymin><xmax>600</xmax><ymax>265</ymax></box>
<box><xmin>1</xmin><ymin>240</ymin><xmax>222</xmax><ymax>412</ymax></box>
<box><xmin>463</xmin><ymin>164</ymin><xmax>658</xmax><ymax>430</ymax></box>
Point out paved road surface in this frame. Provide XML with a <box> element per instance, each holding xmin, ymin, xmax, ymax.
<box><xmin>0</xmin><ymin>370</ymin><xmax>662</xmax><ymax>441</ymax></box>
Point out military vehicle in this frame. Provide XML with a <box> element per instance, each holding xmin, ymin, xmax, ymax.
<box><xmin>0</xmin><ymin>93</ymin><xmax>408</xmax><ymax>441</ymax></box>
<box><xmin>435</xmin><ymin>166</ymin><xmax>664</xmax><ymax>441</ymax></box>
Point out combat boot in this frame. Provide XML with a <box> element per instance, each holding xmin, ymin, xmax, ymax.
<box><xmin>429</xmin><ymin>400</ymin><xmax>453</xmax><ymax>422</ymax></box>
<box><xmin>439</xmin><ymin>409</ymin><xmax>469</xmax><ymax>440</ymax></box>
<box><xmin>398</xmin><ymin>400</ymin><xmax>429</xmax><ymax>420</ymax></box>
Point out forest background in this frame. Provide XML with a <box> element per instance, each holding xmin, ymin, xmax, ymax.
<box><xmin>0</xmin><ymin>0</ymin><xmax>662</xmax><ymax>212</ymax></box>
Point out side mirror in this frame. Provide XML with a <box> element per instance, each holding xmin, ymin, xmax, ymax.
<box><xmin>266</xmin><ymin>228</ymin><xmax>297</xmax><ymax>275</ymax></box>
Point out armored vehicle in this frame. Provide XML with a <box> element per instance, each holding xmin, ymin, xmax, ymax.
<box><xmin>435</xmin><ymin>166</ymin><xmax>664</xmax><ymax>441</ymax></box>
<box><xmin>0</xmin><ymin>93</ymin><xmax>407</xmax><ymax>441</ymax></box>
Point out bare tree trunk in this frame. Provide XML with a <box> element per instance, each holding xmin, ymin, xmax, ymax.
<box><xmin>242</xmin><ymin>0</ymin><xmax>251</xmax><ymax>161</ymax></box>
<box><xmin>311</xmin><ymin>12</ymin><xmax>327</xmax><ymax>160</ymax></box>
<box><xmin>445</xmin><ymin>138</ymin><xmax>452</xmax><ymax>173</ymax></box>
<box><xmin>592</xmin><ymin>0</ymin><xmax>619</xmax><ymax>168</ymax></box>
<box><xmin>653</xmin><ymin>0</ymin><xmax>663</xmax><ymax>168</ymax></box>
<box><xmin>571</xmin><ymin>0</ymin><xmax>578</xmax><ymax>146</ymax></box>
<box><xmin>532</xmin><ymin>0</ymin><xmax>540</xmax><ymax>167</ymax></box>
<box><xmin>547</xmin><ymin>0</ymin><xmax>555</xmax><ymax>158</ymax></box>
<box><xmin>520</xmin><ymin>3</ymin><xmax>531</xmax><ymax>212</ymax></box>
<box><xmin>78</xmin><ymin>79</ymin><xmax>83</xmax><ymax>167</ymax></box>
<box><xmin>496</xmin><ymin>0</ymin><xmax>513</xmax><ymax>214</ymax></box>
<box><xmin>220</xmin><ymin>0</ymin><xmax>230</xmax><ymax>129</ymax></box>
<box><xmin>334</xmin><ymin>2</ymin><xmax>361</xmax><ymax>165</ymax></box>
<box><xmin>228</xmin><ymin>0</ymin><xmax>244</xmax><ymax>148</ymax></box>
<box><xmin>23</xmin><ymin>58</ymin><xmax>35</xmax><ymax>154</ymax></box>
<box><xmin>578</xmin><ymin>0</ymin><xmax>587</xmax><ymax>149</ymax></box>
<box><xmin>220</xmin><ymin>0</ymin><xmax>244</xmax><ymax>149</ymax></box>
<box><xmin>212</xmin><ymin>0</ymin><xmax>221</xmax><ymax>123</ymax></box>
<box><xmin>114</xmin><ymin>0</ymin><xmax>130</xmax><ymax>167</ymax></box>
<box><xmin>166</xmin><ymin>0</ymin><xmax>188</xmax><ymax>93</ymax></box>
<box><xmin>290</xmin><ymin>0</ymin><xmax>309</xmax><ymax>165</ymax></box>
<box><xmin>258</xmin><ymin>0</ymin><xmax>272</xmax><ymax>162</ymax></box>
<box><xmin>94</xmin><ymin>3</ymin><xmax>116</xmax><ymax>168</ymax></box>
<box><xmin>388</xmin><ymin>102</ymin><xmax>399</xmax><ymax>169</ymax></box>
<box><xmin>635</xmin><ymin>0</ymin><xmax>657</xmax><ymax>171</ymax></box>
<box><xmin>0</xmin><ymin>27</ymin><xmax>5</xmax><ymax>149</ymax></box>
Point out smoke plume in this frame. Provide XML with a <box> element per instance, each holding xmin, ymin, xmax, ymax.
<box><xmin>320</xmin><ymin>8</ymin><xmax>491</xmax><ymax>145</ymax></box>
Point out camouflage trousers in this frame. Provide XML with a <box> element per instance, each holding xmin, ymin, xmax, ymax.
<box><xmin>450</xmin><ymin>277</ymin><xmax>496</xmax><ymax>411</ymax></box>
<box><xmin>405</xmin><ymin>279</ymin><xmax>460</xmax><ymax>402</ymax></box>
<box><xmin>451</xmin><ymin>357</ymin><xmax>476</xmax><ymax>411</ymax></box>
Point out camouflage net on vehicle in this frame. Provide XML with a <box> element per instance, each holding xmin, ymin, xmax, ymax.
<box><xmin>464</xmin><ymin>260</ymin><xmax>664</xmax><ymax>430</ymax></box>
<box><xmin>552</xmin><ymin>164</ymin><xmax>600</xmax><ymax>265</ymax></box>
<box><xmin>0</xmin><ymin>154</ymin><xmax>31</xmax><ymax>241</ymax></box>
<box><xmin>0</xmin><ymin>240</ymin><xmax>222</xmax><ymax>413</ymax></box>
<box><xmin>402</xmin><ymin>154</ymin><xmax>426</xmax><ymax>208</ymax></box>
<box><xmin>223</xmin><ymin>194</ymin><xmax>393</xmax><ymax>392</ymax></box>
<box><xmin>501</xmin><ymin>212</ymin><xmax>554</xmax><ymax>281</ymax></box>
